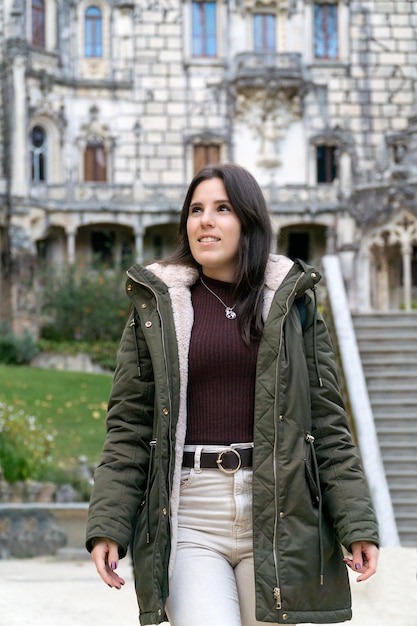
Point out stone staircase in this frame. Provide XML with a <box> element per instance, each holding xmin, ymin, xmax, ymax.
<box><xmin>352</xmin><ymin>312</ymin><xmax>417</xmax><ymax>546</ymax></box>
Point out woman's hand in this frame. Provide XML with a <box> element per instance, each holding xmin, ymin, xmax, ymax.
<box><xmin>343</xmin><ymin>541</ymin><xmax>379</xmax><ymax>582</ymax></box>
<box><xmin>91</xmin><ymin>538</ymin><xmax>126</xmax><ymax>589</ymax></box>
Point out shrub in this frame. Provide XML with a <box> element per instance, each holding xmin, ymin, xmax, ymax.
<box><xmin>36</xmin><ymin>339</ymin><xmax>119</xmax><ymax>371</ymax></box>
<box><xmin>40</xmin><ymin>264</ymin><xmax>129</xmax><ymax>343</ymax></box>
<box><xmin>0</xmin><ymin>325</ymin><xmax>39</xmax><ymax>365</ymax></box>
<box><xmin>0</xmin><ymin>403</ymin><xmax>55</xmax><ymax>482</ymax></box>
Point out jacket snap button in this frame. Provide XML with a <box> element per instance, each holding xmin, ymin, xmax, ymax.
<box><xmin>282</xmin><ymin>614</ymin><xmax>288</xmax><ymax>621</ymax></box>
<box><xmin>311</xmin><ymin>272</ymin><xmax>317</xmax><ymax>279</ymax></box>
<box><xmin>162</xmin><ymin>408</ymin><xmax>169</xmax><ymax>415</ymax></box>
<box><xmin>127</xmin><ymin>283</ymin><xmax>132</xmax><ymax>291</ymax></box>
<box><xmin>280</xmin><ymin>511</ymin><xmax>285</xmax><ymax>518</ymax></box>
<box><xmin>162</xmin><ymin>508</ymin><xmax>167</xmax><ymax>515</ymax></box>
<box><xmin>145</xmin><ymin>321</ymin><xmax>152</xmax><ymax>328</ymax></box>
<box><xmin>141</xmin><ymin>303</ymin><xmax>147</xmax><ymax>309</ymax></box>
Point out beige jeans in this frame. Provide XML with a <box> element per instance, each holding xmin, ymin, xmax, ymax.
<box><xmin>165</xmin><ymin>445</ymin><xmax>294</xmax><ymax>626</ymax></box>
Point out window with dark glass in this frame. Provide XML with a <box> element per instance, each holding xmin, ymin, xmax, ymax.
<box><xmin>314</xmin><ymin>3</ymin><xmax>338</xmax><ymax>59</ymax></box>
<box><xmin>316</xmin><ymin>145</ymin><xmax>337</xmax><ymax>183</ymax></box>
<box><xmin>32</xmin><ymin>0</ymin><xmax>46</xmax><ymax>48</ymax></box>
<box><xmin>85</xmin><ymin>6</ymin><xmax>103</xmax><ymax>57</ymax></box>
<box><xmin>91</xmin><ymin>231</ymin><xmax>115</xmax><ymax>268</ymax></box>
<box><xmin>192</xmin><ymin>1</ymin><xmax>217</xmax><ymax>57</ymax></box>
<box><xmin>193</xmin><ymin>144</ymin><xmax>221</xmax><ymax>174</ymax></box>
<box><xmin>253</xmin><ymin>14</ymin><xmax>276</xmax><ymax>53</ymax></box>
<box><xmin>84</xmin><ymin>139</ymin><xmax>107</xmax><ymax>181</ymax></box>
<box><xmin>30</xmin><ymin>125</ymin><xmax>47</xmax><ymax>182</ymax></box>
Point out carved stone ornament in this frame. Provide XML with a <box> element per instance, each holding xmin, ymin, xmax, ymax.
<box><xmin>235</xmin><ymin>91</ymin><xmax>301</xmax><ymax>168</ymax></box>
<box><xmin>240</xmin><ymin>0</ymin><xmax>298</xmax><ymax>16</ymax></box>
<box><xmin>135</xmin><ymin>0</ymin><xmax>181</xmax><ymax>22</ymax></box>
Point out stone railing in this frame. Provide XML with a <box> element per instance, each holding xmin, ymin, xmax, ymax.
<box><xmin>0</xmin><ymin>458</ymin><xmax>93</xmax><ymax>558</ymax></box>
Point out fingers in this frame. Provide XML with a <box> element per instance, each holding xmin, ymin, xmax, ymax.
<box><xmin>91</xmin><ymin>538</ymin><xmax>126</xmax><ymax>589</ymax></box>
<box><xmin>344</xmin><ymin>541</ymin><xmax>379</xmax><ymax>582</ymax></box>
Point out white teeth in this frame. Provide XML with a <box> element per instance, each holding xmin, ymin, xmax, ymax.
<box><xmin>199</xmin><ymin>237</ymin><xmax>219</xmax><ymax>242</ymax></box>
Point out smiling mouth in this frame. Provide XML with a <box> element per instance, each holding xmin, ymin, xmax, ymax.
<box><xmin>199</xmin><ymin>237</ymin><xmax>220</xmax><ymax>243</ymax></box>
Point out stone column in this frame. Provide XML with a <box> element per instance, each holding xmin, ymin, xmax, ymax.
<box><xmin>356</xmin><ymin>247</ymin><xmax>371</xmax><ymax>312</ymax></box>
<box><xmin>134</xmin><ymin>230</ymin><xmax>144</xmax><ymax>264</ymax></box>
<box><xmin>401</xmin><ymin>243</ymin><xmax>412</xmax><ymax>311</ymax></box>
<box><xmin>11</xmin><ymin>55</ymin><xmax>28</xmax><ymax>198</ymax></box>
<box><xmin>67</xmin><ymin>230</ymin><xmax>76</xmax><ymax>264</ymax></box>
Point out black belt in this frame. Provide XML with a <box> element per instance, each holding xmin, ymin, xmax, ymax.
<box><xmin>182</xmin><ymin>447</ymin><xmax>253</xmax><ymax>474</ymax></box>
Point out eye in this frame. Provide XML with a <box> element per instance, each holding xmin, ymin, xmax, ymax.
<box><xmin>218</xmin><ymin>204</ymin><xmax>231</xmax><ymax>212</ymax></box>
<box><xmin>189</xmin><ymin>206</ymin><xmax>202</xmax><ymax>214</ymax></box>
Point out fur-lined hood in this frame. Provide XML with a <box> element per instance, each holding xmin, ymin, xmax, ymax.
<box><xmin>145</xmin><ymin>253</ymin><xmax>294</xmax><ymax>322</ymax></box>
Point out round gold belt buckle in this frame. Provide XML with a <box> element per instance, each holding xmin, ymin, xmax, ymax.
<box><xmin>216</xmin><ymin>449</ymin><xmax>242</xmax><ymax>474</ymax></box>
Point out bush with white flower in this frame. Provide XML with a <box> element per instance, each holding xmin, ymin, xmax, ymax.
<box><xmin>0</xmin><ymin>402</ymin><xmax>55</xmax><ymax>482</ymax></box>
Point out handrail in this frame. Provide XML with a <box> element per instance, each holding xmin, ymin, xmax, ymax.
<box><xmin>322</xmin><ymin>254</ymin><xmax>400</xmax><ymax>546</ymax></box>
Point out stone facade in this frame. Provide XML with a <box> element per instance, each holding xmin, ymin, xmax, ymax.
<box><xmin>1</xmin><ymin>0</ymin><xmax>417</xmax><ymax>329</ymax></box>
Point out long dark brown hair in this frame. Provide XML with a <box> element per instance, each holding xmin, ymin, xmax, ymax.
<box><xmin>163</xmin><ymin>163</ymin><xmax>273</xmax><ymax>343</ymax></box>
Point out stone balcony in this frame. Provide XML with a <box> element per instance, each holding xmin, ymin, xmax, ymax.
<box><xmin>26</xmin><ymin>181</ymin><xmax>338</xmax><ymax>214</ymax></box>
<box><xmin>232</xmin><ymin>52</ymin><xmax>305</xmax><ymax>96</ymax></box>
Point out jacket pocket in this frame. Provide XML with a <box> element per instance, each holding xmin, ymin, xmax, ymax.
<box><xmin>304</xmin><ymin>434</ymin><xmax>320</xmax><ymax>508</ymax></box>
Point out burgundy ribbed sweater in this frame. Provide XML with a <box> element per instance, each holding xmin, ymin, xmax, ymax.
<box><xmin>185</xmin><ymin>275</ymin><xmax>260</xmax><ymax>445</ymax></box>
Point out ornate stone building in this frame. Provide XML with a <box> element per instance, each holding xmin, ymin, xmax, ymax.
<box><xmin>1</xmin><ymin>0</ymin><xmax>417</xmax><ymax>328</ymax></box>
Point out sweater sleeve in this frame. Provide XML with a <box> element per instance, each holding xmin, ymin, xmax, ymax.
<box><xmin>86</xmin><ymin>309</ymin><xmax>155</xmax><ymax>557</ymax></box>
<box><xmin>303</xmin><ymin>302</ymin><xmax>379</xmax><ymax>550</ymax></box>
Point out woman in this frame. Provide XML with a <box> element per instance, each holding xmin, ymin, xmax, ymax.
<box><xmin>86</xmin><ymin>163</ymin><xmax>379</xmax><ymax>626</ymax></box>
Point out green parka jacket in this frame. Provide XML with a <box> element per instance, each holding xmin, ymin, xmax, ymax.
<box><xmin>86</xmin><ymin>255</ymin><xmax>379</xmax><ymax>625</ymax></box>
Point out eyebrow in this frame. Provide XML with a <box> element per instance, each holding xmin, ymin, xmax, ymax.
<box><xmin>189</xmin><ymin>198</ymin><xmax>231</xmax><ymax>208</ymax></box>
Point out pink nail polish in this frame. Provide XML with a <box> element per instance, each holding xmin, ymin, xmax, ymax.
<box><xmin>111</xmin><ymin>561</ymin><xmax>117</xmax><ymax>569</ymax></box>
<box><xmin>355</xmin><ymin>563</ymin><xmax>362</xmax><ymax>570</ymax></box>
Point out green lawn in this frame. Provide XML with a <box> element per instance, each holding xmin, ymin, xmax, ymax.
<box><xmin>0</xmin><ymin>365</ymin><xmax>113</xmax><ymax>469</ymax></box>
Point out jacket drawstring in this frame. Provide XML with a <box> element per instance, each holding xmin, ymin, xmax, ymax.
<box><xmin>311</xmin><ymin>287</ymin><xmax>323</xmax><ymax>388</ymax></box>
<box><xmin>306</xmin><ymin>433</ymin><xmax>324</xmax><ymax>585</ymax></box>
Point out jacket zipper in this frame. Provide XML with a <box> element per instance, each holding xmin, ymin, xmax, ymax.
<box><xmin>126</xmin><ymin>272</ymin><xmax>174</xmax><ymax>498</ymax></box>
<box><xmin>146</xmin><ymin>439</ymin><xmax>157</xmax><ymax>543</ymax></box>
<box><xmin>272</xmin><ymin>272</ymin><xmax>305</xmax><ymax>610</ymax></box>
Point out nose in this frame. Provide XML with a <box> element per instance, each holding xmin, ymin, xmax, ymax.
<box><xmin>200</xmin><ymin>208</ymin><xmax>215</xmax><ymax>227</ymax></box>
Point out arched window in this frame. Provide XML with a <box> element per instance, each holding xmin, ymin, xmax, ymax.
<box><xmin>32</xmin><ymin>0</ymin><xmax>46</xmax><ymax>48</ymax></box>
<box><xmin>30</xmin><ymin>125</ymin><xmax>47</xmax><ymax>182</ymax></box>
<box><xmin>85</xmin><ymin>6</ymin><xmax>103</xmax><ymax>57</ymax></box>
<box><xmin>84</xmin><ymin>138</ymin><xmax>107</xmax><ymax>181</ymax></box>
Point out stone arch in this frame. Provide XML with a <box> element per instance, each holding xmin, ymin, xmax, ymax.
<box><xmin>277</xmin><ymin>222</ymin><xmax>327</xmax><ymax>266</ymax></box>
<box><xmin>364</xmin><ymin>210</ymin><xmax>417</xmax><ymax>311</ymax></box>
<box><xmin>143</xmin><ymin>222</ymin><xmax>179</xmax><ymax>264</ymax></box>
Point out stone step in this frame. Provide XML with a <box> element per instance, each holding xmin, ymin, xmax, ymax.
<box><xmin>352</xmin><ymin>313</ymin><xmax>417</xmax><ymax>327</ymax></box>
<box><xmin>352</xmin><ymin>313</ymin><xmax>417</xmax><ymax>546</ymax></box>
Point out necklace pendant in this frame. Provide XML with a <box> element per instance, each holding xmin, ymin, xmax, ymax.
<box><xmin>225</xmin><ymin>307</ymin><xmax>236</xmax><ymax>320</ymax></box>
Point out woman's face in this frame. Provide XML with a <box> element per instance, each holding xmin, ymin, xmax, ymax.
<box><xmin>186</xmin><ymin>177</ymin><xmax>242</xmax><ymax>282</ymax></box>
